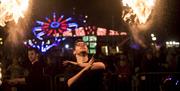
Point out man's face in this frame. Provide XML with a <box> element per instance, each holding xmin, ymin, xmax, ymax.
<box><xmin>74</xmin><ymin>42</ymin><xmax>88</xmax><ymax>55</ymax></box>
<box><xmin>28</xmin><ymin>50</ymin><xmax>38</xmax><ymax>63</ymax></box>
<box><xmin>146</xmin><ymin>53</ymin><xmax>152</xmax><ymax>60</ymax></box>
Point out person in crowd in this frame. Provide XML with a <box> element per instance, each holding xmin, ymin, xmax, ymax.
<box><xmin>6</xmin><ymin>57</ymin><xmax>28</xmax><ymax>91</ymax></box>
<box><xmin>115</xmin><ymin>54</ymin><xmax>132</xmax><ymax>91</ymax></box>
<box><xmin>63</xmin><ymin>39</ymin><xmax>105</xmax><ymax>91</ymax></box>
<box><xmin>166</xmin><ymin>48</ymin><xmax>177</xmax><ymax>72</ymax></box>
<box><xmin>139</xmin><ymin>49</ymin><xmax>160</xmax><ymax>91</ymax></box>
<box><xmin>7</xmin><ymin>47</ymin><xmax>49</xmax><ymax>91</ymax></box>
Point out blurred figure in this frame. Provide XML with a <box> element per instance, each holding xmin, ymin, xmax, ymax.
<box><xmin>161</xmin><ymin>76</ymin><xmax>180</xmax><ymax>91</ymax></box>
<box><xmin>139</xmin><ymin>49</ymin><xmax>160</xmax><ymax>91</ymax></box>
<box><xmin>166</xmin><ymin>48</ymin><xmax>177</xmax><ymax>72</ymax></box>
<box><xmin>63</xmin><ymin>39</ymin><xmax>105</xmax><ymax>91</ymax></box>
<box><xmin>176</xmin><ymin>48</ymin><xmax>180</xmax><ymax>72</ymax></box>
<box><xmin>155</xmin><ymin>45</ymin><xmax>167</xmax><ymax>71</ymax></box>
<box><xmin>7</xmin><ymin>48</ymin><xmax>48</xmax><ymax>91</ymax></box>
<box><xmin>103</xmin><ymin>55</ymin><xmax>118</xmax><ymax>91</ymax></box>
<box><xmin>115</xmin><ymin>54</ymin><xmax>132</xmax><ymax>91</ymax></box>
<box><xmin>6</xmin><ymin>57</ymin><xmax>28</xmax><ymax>91</ymax></box>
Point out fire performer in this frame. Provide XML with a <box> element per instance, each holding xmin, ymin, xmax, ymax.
<box><xmin>63</xmin><ymin>39</ymin><xmax>105</xmax><ymax>91</ymax></box>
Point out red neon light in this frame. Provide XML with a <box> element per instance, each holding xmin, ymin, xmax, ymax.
<box><xmin>75</xmin><ymin>28</ymin><xmax>85</xmax><ymax>36</ymax></box>
<box><xmin>53</xmin><ymin>17</ymin><xmax>56</xmax><ymax>22</ymax></box>
<box><xmin>97</xmin><ymin>28</ymin><xmax>107</xmax><ymax>36</ymax></box>
<box><xmin>120</xmin><ymin>32</ymin><xmax>127</xmax><ymax>36</ymax></box>
<box><xmin>47</xmin><ymin>18</ymin><xmax>51</xmax><ymax>23</ymax></box>
<box><xmin>63</xmin><ymin>31</ymin><xmax>72</xmax><ymax>36</ymax></box>
<box><xmin>109</xmin><ymin>30</ymin><xmax>119</xmax><ymax>36</ymax></box>
<box><xmin>58</xmin><ymin>29</ymin><xmax>63</xmax><ymax>33</ymax></box>
<box><xmin>53</xmin><ymin>30</ymin><xmax>57</xmax><ymax>35</ymax></box>
<box><xmin>47</xmin><ymin>29</ymin><xmax>53</xmax><ymax>36</ymax></box>
<box><xmin>58</xmin><ymin>17</ymin><xmax>63</xmax><ymax>22</ymax></box>
<box><xmin>42</xmin><ymin>25</ymin><xmax>49</xmax><ymax>29</ymax></box>
<box><xmin>61</xmin><ymin>20</ymin><xmax>67</xmax><ymax>24</ymax></box>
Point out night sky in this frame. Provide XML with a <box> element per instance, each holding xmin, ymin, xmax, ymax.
<box><xmin>32</xmin><ymin>0</ymin><xmax>123</xmax><ymax>29</ymax></box>
<box><xmin>35</xmin><ymin>0</ymin><xmax>180</xmax><ymax>40</ymax></box>
<box><xmin>0</xmin><ymin>0</ymin><xmax>180</xmax><ymax>41</ymax></box>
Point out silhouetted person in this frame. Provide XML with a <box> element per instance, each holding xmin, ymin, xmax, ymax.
<box><xmin>7</xmin><ymin>48</ymin><xmax>48</xmax><ymax>91</ymax></box>
<box><xmin>139</xmin><ymin>50</ymin><xmax>160</xmax><ymax>91</ymax></box>
<box><xmin>115</xmin><ymin>54</ymin><xmax>132</xmax><ymax>91</ymax></box>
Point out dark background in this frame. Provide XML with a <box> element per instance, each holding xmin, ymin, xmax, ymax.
<box><xmin>0</xmin><ymin>0</ymin><xmax>180</xmax><ymax>41</ymax></box>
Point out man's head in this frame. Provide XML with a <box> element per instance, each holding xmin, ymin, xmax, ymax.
<box><xmin>27</xmin><ymin>48</ymin><xmax>39</xmax><ymax>63</ymax></box>
<box><xmin>73</xmin><ymin>39</ymin><xmax>88</xmax><ymax>56</ymax></box>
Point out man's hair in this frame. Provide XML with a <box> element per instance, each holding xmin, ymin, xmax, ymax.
<box><xmin>27</xmin><ymin>47</ymin><xmax>39</xmax><ymax>54</ymax></box>
<box><xmin>74</xmin><ymin>39</ymin><xmax>84</xmax><ymax>45</ymax></box>
<box><xmin>73</xmin><ymin>39</ymin><xmax>84</xmax><ymax>49</ymax></box>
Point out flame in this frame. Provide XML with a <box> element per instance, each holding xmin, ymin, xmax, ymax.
<box><xmin>122</xmin><ymin>0</ymin><xmax>156</xmax><ymax>24</ymax></box>
<box><xmin>122</xmin><ymin>0</ymin><xmax>157</xmax><ymax>48</ymax></box>
<box><xmin>0</xmin><ymin>0</ymin><xmax>29</xmax><ymax>27</ymax></box>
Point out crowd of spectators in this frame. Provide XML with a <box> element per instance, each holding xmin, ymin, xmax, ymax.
<box><xmin>0</xmin><ymin>45</ymin><xmax>180</xmax><ymax>91</ymax></box>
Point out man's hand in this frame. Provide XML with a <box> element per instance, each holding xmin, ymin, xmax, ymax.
<box><xmin>82</xmin><ymin>56</ymin><xmax>95</xmax><ymax>71</ymax></box>
<box><xmin>88</xmin><ymin>56</ymin><xmax>95</xmax><ymax>65</ymax></box>
<box><xmin>7</xmin><ymin>78</ymin><xmax>26</xmax><ymax>85</ymax></box>
<box><xmin>66</xmin><ymin>57</ymin><xmax>94</xmax><ymax>87</ymax></box>
<box><xmin>63</xmin><ymin>60</ymin><xmax>78</xmax><ymax>66</ymax></box>
<box><xmin>7</xmin><ymin>78</ymin><xmax>20</xmax><ymax>86</ymax></box>
<box><xmin>83</xmin><ymin>63</ymin><xmax>92</xmax><ymax>71</ymax></box>
<box><xmin>77</xmin><ymin>56</ymin><xmax>95</xmax><ymax>68</ymax></box>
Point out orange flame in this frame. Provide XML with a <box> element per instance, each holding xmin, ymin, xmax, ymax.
<box><xmin>122</xmin><ymin>0</ymin><xmax>156</xmax><ymax>24</ymax></box>
<box><xmin>0</xmin><ymin>0</ymin><xmax>29</xmax><ymax>27</ymax></box>
<box><xmin>122</xmin><ymin>0</ymin><xmax>157</xmax><ymax>48</ymax></box>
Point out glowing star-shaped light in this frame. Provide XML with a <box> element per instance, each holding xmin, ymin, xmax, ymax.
<box><xmin>0</xmin><ymin>0</ymin><xmax>29</xmax><ymax>27</ymax></box>
<box><xmin>33</xmin><ymin>12</ymin><xmax>78</xmax><ymax>40</ymax></box>
<box><xmin>122</xmin><ymin>0</ymin><xmax>156</xmax><ymax>24</ymax></box>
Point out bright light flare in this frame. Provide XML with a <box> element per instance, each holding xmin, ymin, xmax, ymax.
<box><xmin>0</xmin><ymin>0</ymin><xmax>29</xmax><ymax>27</ymax></box>
<box><xmin>122</xmin><ymin>0</ymin><xmax>156</xmax><ymax>24</ymax></box>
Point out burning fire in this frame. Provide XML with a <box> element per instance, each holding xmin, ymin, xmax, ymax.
<box><xmin>122</xmin><ymin>0</ymin><xmax>156</xmax><ymax>24</ymax></box>
<box><xmin>122</xmin><ymin>0</ymin><xmax>157</xmax><ymax>48</ymax></box>
<box><xmin>0</xmin><ymin>0</ymin><xmax>29</xmax><ymax>27</ymax></box>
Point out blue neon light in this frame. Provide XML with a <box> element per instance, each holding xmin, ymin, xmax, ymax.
<box><xmin>25</xmin><ymin>38</ymin><xmax>65</xmax><ymax>53</ymax></box>
<box><xmin>50</xmin><ymin>22</ymin><xmax>60</xmax><ymax>28</ymax></box>
<box><xmin>33</xmin><ymin>12</ymin><xmax>78</xmax><ymax>40</ymax></box>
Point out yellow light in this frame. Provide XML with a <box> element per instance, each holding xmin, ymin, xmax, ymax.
<box><xmin>0</xmin><ymin>42</ymin><xmax>3</xmax><ymax>45</ymax></box>
<box><xmin>172</xmin><ymin>41</ymin><xmax>176</xmax><ymax>45</ymax></box>
<box><xmin>101</xmin><ymin>46</ymin><xmax>108</xmax><ymax>55</ymax></box>
<box><xmin>169</xmin><ymin>41</ymin><xmax>173</xmax><ymax>45</ymax></box>
<box><xmin>116</xmin><ymin>46</ymin><xmax>119</xmax><ymax>53</ymax></box>
<box><xmin>166</xmin><ymin>42</ymin><xmax>169</xmax><ymax>45</ymax></box>
<box><xmin>152</xmin><ymin>37</ymin><xmax>156</xmax><ymax>41</ymax></box>
<box><xmin>0</xmin><ymin>73</ymin><xmax>2</xmax><ymax>79</ymax></box>
<box><xmin>0</xmin><ymin>80</ymin><xmax>2</xmax><ymax>86</ymax></box>
<box><xmin>120</xmin><ymin>32</ymin><xmax>127</xmax><ymax>35</ymax></box>
<box><xmin>85</xmin><ymin>15</ymin><xmax>88</xmax><ymax>18</ymax></box>
<box><xmin>151</xmin><ymin>33</ymin><xmax>155</xmax><ymax>37</ymax></box>
<box><xmin>177</xmin><ymin>42</ymin><xmax>180</xmax><ymax>45</ymax></box>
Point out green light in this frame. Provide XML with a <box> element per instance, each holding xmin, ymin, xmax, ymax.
<box><xmin>83</xmin><ymin>36</ymin><xmax>89</xmax><ymax>42</ymax></box>
<box><xmin>89</xmin><ymin>36</ymin><xmax>97</xmax><ymax>41</ymax></box>
<box><xmin>89</xmin><ymin>42</ymin><xmax>97</xmax><ymax>48</ymax></box>
<box><xmin>89</xmin><ymin>49</ymin><xmax>96</xmax><ymax>54</ymax></box>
